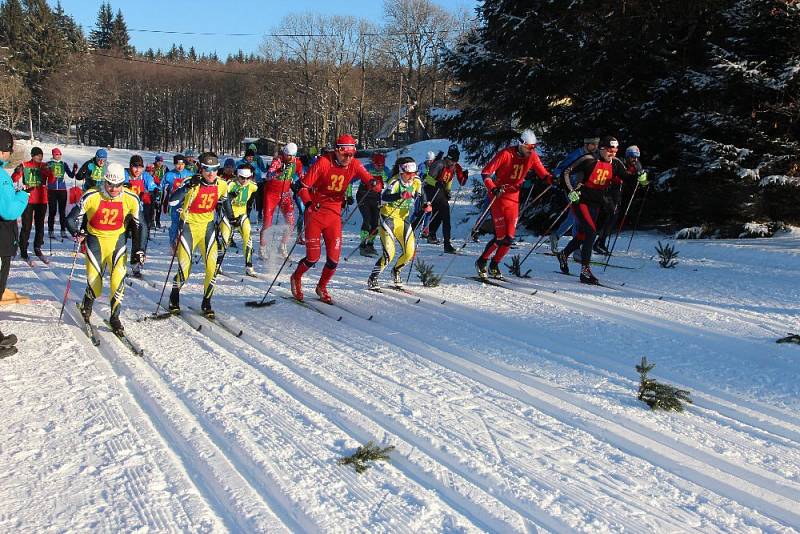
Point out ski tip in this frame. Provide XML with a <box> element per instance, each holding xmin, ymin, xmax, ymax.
<box><xmin>531</xmin><ymin>290</ymin><xmax>538</xmax><ymax>295</ymax></box>
<box><xmin>415</xmin><ymin>298</ymin><xmax>421</xmax><ymax>304</ymax></box>
<box><xmin>336</xmin><ymin>316</ymin><xmax>343</xmax><ymax>322</ymax></box>
<box><xmin>367</xmin><ymin>315</ymin><xmax>373</xmax><ymax>321</ymax></box>
<box><xmin>236</xmin><ymin>330</ymin><xmax>243</xmax><ymax>337</ymax></box>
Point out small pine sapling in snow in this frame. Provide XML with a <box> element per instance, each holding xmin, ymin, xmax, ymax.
<box><xmin>504</xmin><ymin>254</ymin><xmax>531</xmax><ymax>278</ymax></box>
<box><xmin>415</xmin><ymin>258</ymin><xmax>442</xmax><ymax>287</ymax></box>
<box><xmin>337</xmin><ymin>441</ymin><xmax>396</xmax><ymax>474</ymax></box>
<box><xmin>655</xmin><ymin>241</ymin><xmax>679</xmax><ymax>268</ymax></box>
<box><xmin>636</xmin><ymin>357</ymin><xmax>692</xmax><ymax>412</ymax></box>
<box><xmin>776</xmin><ymin>333</ymin><xmax>800</xmax><ymax>344</ymax></box>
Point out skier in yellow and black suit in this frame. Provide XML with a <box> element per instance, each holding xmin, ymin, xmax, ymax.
<box><xmin>367</xmin><ymin>159</ymin><xmax>428</xmax><ymax>289</ymax></box>
<box><xmin>66</xmin><ymin>163</ymin><xmax>145</xmax><ymax>335</ymax></box>
<box><xmin>167</xmin><ymin>152</ymin><xmax>234</xmax><ymax>319</ymax></box>
<box><xmin>219</xmin><ymin>163</ymin><xmax>259</xmax><ymax>277</ymax></box>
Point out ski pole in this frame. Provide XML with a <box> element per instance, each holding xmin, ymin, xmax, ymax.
<box><xmin>625</xmin><ymin>184</ymin><xmax>651</xmax><ymax>253</ymax></box>
<box><xmin>601</xmin><ymin>182</ymin><xmax>639</xmax><ymax>272</ymax></box>
<box><xmin>437</xmin><ymin>195</ymin><xmax>499</xmax><ymax>280</ymax></box>
<box><xmin>518</xmin><ymin>183</ymin><xmax>552</xmax><ymax>216</ymax></box>
<box><xmin>405</xmin><ymin>189</ymin><xmax>442</xmax><ymax>283</ymax></box>
<box><xmin>341</xmin><ymin>190</ymin><xmax>391</xmax><ymax>262</ymax></box>
<box><xmin>153</xmin><ymin>222</ymin><xmax>183</xmax><ymax>317</ymax></box>
<box><xmin>518</xmin><ymin>202</ymin><xmax>573</xmax><ymax>268</ymax></box>
<box><xmin>58</xmin><ymin>240</ymin><xmax>80</xmax><ymax>324</ymax></box>
<box><xmin>245</xmin><ymin>240</ymin><xmax>297</xmax><ymax>308</ymax></box>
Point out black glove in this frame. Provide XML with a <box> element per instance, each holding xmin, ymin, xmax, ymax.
<box><xmin>188</xmin><ymin>175</ymin><xmax>202</xmax><ymax>187</ymax></box>
<box><xmin>230</xmin><ymin>216</ymin><xmax>241</xmax><ymax>228</ymax></box>
<box><xmin>445</xmin><ymin>191</ymin><xmax>451</xmax><ymax>201</ymax></box>
<box><xmin>304</xmin><ymin>201</ymin><xmax>312</xmax><ymax>210</ymax></box>
<box><xmin>490</xmin><ymin>186</ymin><xmax>502</xmax><ymax>196</ymax></box>
<box><xmin>290</xmin><ymin>180</ymin><xmax>304</xmax><ymax>194</ymax></box>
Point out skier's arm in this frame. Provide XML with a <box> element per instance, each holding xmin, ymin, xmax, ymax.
<box><xmin>76</xmin><ymin>161</ymin><xmax>91</xmax><ymax>182</ymax></box>
<box><xmin>65</xmin><ymin>192</ymin><xmax>91</xmax><ymax>236</ymax></box>
<box><xmin>64</xmin><ymin>162</ymin><xmax>76</xmax><ymax>179</ymax></box>
<box><xmin>564</xmin><ymin>155</ymin><xmax>594</xmax><ymax>191</ymax></box>
<box><xmin>124</xmin><ymin>192</ymin><xmax>145</xmax><ymax>255</ymax></box>
<box><xmin>381</xmin><ymin>179</ymin><xmax>402</xmax><ymax>203</ymax></box>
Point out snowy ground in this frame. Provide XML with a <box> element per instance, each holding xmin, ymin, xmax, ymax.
<box><xmin>1</xmin><ymin>140</ymin><xmax>799</xmax><ymax>532</ymax></box>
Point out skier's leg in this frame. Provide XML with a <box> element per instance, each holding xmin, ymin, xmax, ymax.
<box><xmin>172</xmin><ymin>222</ymin><xmax>197</xmax><ymax>291</ymax></box>
<box><xmin>370</xmin><ymin>217</ymin><xmax>395</xmax><ymax>279</ymax></box>
<box><xmin>202</xmin><ymin>220</ymin><xmax>218</xmax><ymax>301</ymax></box>
<box><xmin>393</xmin><ymin>218</ymin><xmax>415</xmax><ymax>272</ymax></box>
<box><xmin>109</xmin><ymin>234</ymin><xmax>128</xmax><ymax>321</ymax></box>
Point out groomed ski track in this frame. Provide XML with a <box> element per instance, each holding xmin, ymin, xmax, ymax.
<box><xmin>5</xmin><ymin>216</ymin><xmax>800</xmax><ymax>531</ymax></box>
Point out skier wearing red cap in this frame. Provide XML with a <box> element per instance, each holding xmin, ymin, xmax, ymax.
<box><xmin>290</xmin><ymin>134</ymin><xmax>377</xmax><ymax>304</ymax></box>
<box><xmin>46</xmin><ymin>147</ymin><xmax>78</xmax><ymax>240</ymax></box>
<box><xmin>476</xmin><ymin>129</ymin><xmax>553</xmax><ymax>280</ymax></box>
<box><xmin>259</xmin><ymin>142</ymin><xmax>303</xmax><ymax>259</ymax></box>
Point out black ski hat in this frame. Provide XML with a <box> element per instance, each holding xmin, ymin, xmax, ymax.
<box><xmin>129</xmin><ymin>154</ymin><xmax>144</xmax><ymax>167</ymax></box>
<box><xmin>599</xmin><ymin>136</ymin><xmax>619</xmax><ymax>149</ymax></box>
<box><xmin>446</xmin><ymin>144</ymin><xmax>460</xmax><ymax>162</ymax></box>
<box><xmin>198</xmin><ymin>151</ymin><xmax>220</xmax><ymax>169</ymax></box>
<box><xmin>0</xmin><ymin>129</ymin><xmax>13</xmax><ymax>152</ymax></box>
<box><xmin>31</xmin><ymin>146</ymin><xmax>43</xmax><ymax>157</ymax></box>
<box><xmin>173</xmin><ymin>154</ymin><xmax>186</xmax><ymax>164</ymax></box>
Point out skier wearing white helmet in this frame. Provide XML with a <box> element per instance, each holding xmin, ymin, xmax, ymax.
<box><xmin>260</xmin><ymin>141</ymin><xmax>303</xmax><ymax>259</ymax></box>
<box><xmin>66</xmin><ymin>162</ymin><xmax>145</xmax><ymax>335</ymax></box>
<box><xmin>476</xmin><ymin>129</ymin><xmax>553</xmax><ymax>280</ymax></box>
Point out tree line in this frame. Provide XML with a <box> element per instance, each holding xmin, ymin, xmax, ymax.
<box><xmin>0</xmin><ymin>0</ymin><xmax>470</xmax><ymax>154</ymax></box>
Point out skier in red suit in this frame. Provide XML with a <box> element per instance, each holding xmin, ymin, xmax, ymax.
<box><xmin>477</xmin><ymin>129</ymin><xmax>552</xmax><ymax>280</ymax></box>
<box><xmin>290</xmin><ymin>134</ymin><xmax>377</xmax><ymax>304</ymax></box>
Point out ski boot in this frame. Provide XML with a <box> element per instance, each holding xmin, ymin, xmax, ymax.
<box><xmin>475</xmin><ymin>257</ymin><xmax>488</xmax><ymax>280</ymax></box>
<box><xmin>279</xmin><ymin>241</ymin><xmax>289</xmax><ymax>258</ymax></box>
<box><xmin>359</xmin><ymin>242</ymin><xmax>371</xmax><ymax>257</ymax></box>
<box><xmin>488</xmin><ymin>260</ymin><xmax>504</xmax><ymax>281</ymax></box>
<box><xmin>245</xmin><ymin>265</ymin><xmax>257</xmax><ymax>277</ymax></box>
<box><xmin>0</xmin><ymin>346</ymin><xmax>17</xmax><ymax>359</ymax></box>
<box><xmin>443</xmin><ymin>241</ymin><xmax>457</xmax><ymax>254</ymax></box>
<box><xmin>0</xmin><ymin>331</ymin><xmax>18</xmax><ymax>348</ymax></box>
<box><xmin>315</xmin><ymin>283</ymin><xmax>333</xmax><ymax>305</ymax></box>
<box><xmin>593</xmin><ymin>240</ymin><xmax>610</xmax><ymax>255</ymax></box>
<box><xmin>109</xmin><ymin>315</ymin><xmax>125</xmax><ymax>336</ymax></box>
<box><xmin>258</xmin><ymin>245</ymin><xmax>268</xmax><ymax>260</ymax></box>
<box><xmin>290</xmin><ymin>272</ymin><xmax>304</xmax><ymax>302</ymax></box>
<box><xmin>78</xmin><ymin>295</ymin><xmax>93</xmax><ymax>323</ymax></box>
<box><xmin>391</xmin><ymin>267</ymin><xmax>403</xmax><ymax>288</ymax></box>
<box><xmin>34</xmin><ymin>248</ymin><xmax>49</xmax><ymax>264</ymax></box>
<box><xmin>367</xmin><ymin>273</ymin><xmax>380</xmax><ymax>290</ymax></box>
<box><xmin>580</xmin><ymin>265</ymin><xmax>600</xmax><ymax>285</ymax></box>
<box><xmin>366</xmin><ymin>242</ymin><xmax>379</xmax><ymax>257</ymax></box>
<box><xmin>427</xmin><ymin>235</ymin><xmax>440</xmax><ymax>245</ymax></box>
<box><xmin>201</xmin><ymin>297</ymin><xmax>215</xmax><ymax>320</ymax></box>
<box><xmin>168</xmin><ymin>287</ymin><xmax>181</xmax><ymax>315</ymax></box>
<box><xmin>132</xmin><ymin>262</ymin><xmax>143</xmax><ymax>278</ymax></box>
<box><xmin>549</xmin><ymin>234</ymin><xmax>559</xmax><ymax>254</ymax></box>
<box><xmin>556</xmin><ymin>251</ymin><xmax>570</xmax><ymax>274</ymax></box>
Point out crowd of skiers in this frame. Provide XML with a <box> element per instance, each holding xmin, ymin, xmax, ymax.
<box><xmin>0</xmin><ymin>126</ymin><xmax>648</xmax><ymax>341</ymax></box>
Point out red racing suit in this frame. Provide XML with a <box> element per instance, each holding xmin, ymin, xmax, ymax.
<box><xmin>262</xmin><ymin>157</ymin><xmax>303</xmax><ymax>245</ymax></box>
<box><xmin>480</xmin><ymin>146</ymin><xmax>551</xmax><ymax>262</ymax></box>
<box><xmin>293</xmin><ymin>153</ymin><xmax>375</xmax><ymax>287</ymax></box>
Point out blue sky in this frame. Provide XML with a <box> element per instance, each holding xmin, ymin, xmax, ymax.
<box><xmin>52</xmin><ymin>0</ymin><xmax>479</xmax><ymax>58</ymax></box>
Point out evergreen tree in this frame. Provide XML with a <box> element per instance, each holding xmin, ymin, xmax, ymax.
<box><xmin>0</xmin><ymin>0</ymin><xmax>27</xmax><ymax>58</ymax></box>
<box><xmin>438</xmin><ymin>0</ymin><xmax>800</xmax><ymax>228</ymax></box>
<box><xmin>89</xmin><ymin>2</ymin><xmax>113</xmax><ymax>50</ymax></box>
<box><xmin>670</xmin><ymin>0</ymin><xmax>800</xmax><ymax>226</ymax></box>
<box><xmin>53</xmin><ymin>0</ymin><xmax>87</xmax><ymax>53</ymax></box>
<box><xmin>17</xmin><ymin>1</ymin><xmax>69</xmax><ymax>100</ymax></box>
<box><xmin>188</xmin><ymin>46</ymin><xmax>197</xmax><ymax>62</ymax></box>
<box><xmin>109</xmin><ymin>8</ymin><xmax>132</xmax><ymax>55</ymax></box>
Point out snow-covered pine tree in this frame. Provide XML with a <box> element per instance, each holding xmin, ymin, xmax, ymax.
<box><xmin>671</xmin><ymin>0</ymin><xmax>800</xmax><ymax>228</ymax></box>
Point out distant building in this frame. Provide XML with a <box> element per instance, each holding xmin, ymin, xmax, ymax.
<box><xmin>241</xmin><ymin>137</ymin><xmax>281</xmax><ymax>156</ymax></box>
